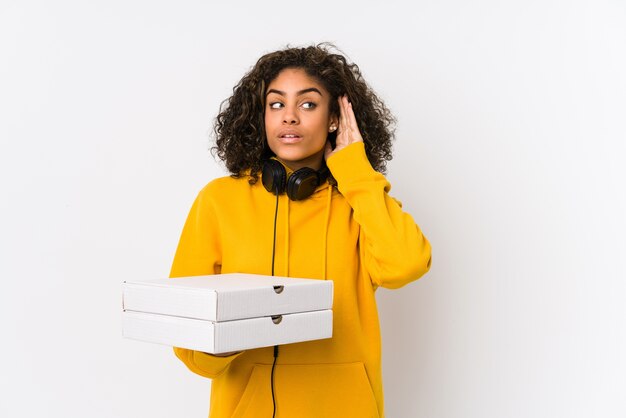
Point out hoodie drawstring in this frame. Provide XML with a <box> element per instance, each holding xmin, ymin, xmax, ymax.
<box><xmin>284</xmin><ymin>196</ymin><xmax>290</xmax><ymax>277</ymax></box>
<box><xmin>322</xmin><ymin>185</ymin><xmax>332</xmax><ymax>281</ymax></box>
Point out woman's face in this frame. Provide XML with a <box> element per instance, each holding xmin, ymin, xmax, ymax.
<box><xmin>264</xmin><ymin>68</ymin><xmax>337</xmax><ymax>172</ymax></box>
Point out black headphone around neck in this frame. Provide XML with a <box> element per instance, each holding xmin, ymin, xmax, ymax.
<box><xmin>262</xmin><ymin>159</ymin><xmax>329</xmax><ymax>201</ymax></box>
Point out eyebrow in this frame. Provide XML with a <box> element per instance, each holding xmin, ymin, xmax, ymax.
<box><xmin>266</xmin><ymin>87</ymin><xmax>323</xmax><ymax>97</ymax></box>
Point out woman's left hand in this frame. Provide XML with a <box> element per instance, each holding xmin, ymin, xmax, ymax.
<box><xmin>324</xmin><ymin>95</ymin><xmax>364</xmax><ymax>160</ymax></box>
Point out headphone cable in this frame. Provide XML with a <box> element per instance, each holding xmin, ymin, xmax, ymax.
<box><xmin>271</xmin><ymin>344</ymin><xmax>279</xmax><ymax>418</ymax></box>
<box><xmin>270</xmin><ymin>188</ymin><xmax>280</xmax><ymax>417</ymax></box>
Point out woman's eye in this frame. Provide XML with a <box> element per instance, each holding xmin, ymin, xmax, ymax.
<box><xmin>268</xmin><ymin>101</ymin><xmax>316</xmax><ymax>110</ymax></box>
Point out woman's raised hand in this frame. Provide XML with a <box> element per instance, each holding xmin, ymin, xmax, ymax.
<box><xmin>325</xmin><ymin>95</ymin><xmax>364</xmax><ymax>160</ymax></box>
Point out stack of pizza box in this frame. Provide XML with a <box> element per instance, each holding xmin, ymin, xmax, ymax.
<box><xmin>122</xmin><ymin>273</ymin><xmax>333</xmax><ymax>354</ymax></box>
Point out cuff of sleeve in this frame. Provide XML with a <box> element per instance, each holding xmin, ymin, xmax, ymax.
<box><xmin>192</xmin><ymin>350</ymin><xmax>244</xmax><ymax>376</ymax></box>
<box><xmin>174</xmin><ymin>346</ymin><xmax>243</xmax><ymax>378</ymax></box>
<box><xmin>326</xmin><ymin>142</ymin><xmax>377</xmax><ymax>184</ymax></box>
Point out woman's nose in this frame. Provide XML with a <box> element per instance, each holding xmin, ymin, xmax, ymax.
<box><xmin>283</xmin><ymin>106</ymin><xmax>299</xmax><ymax>124</ymax></box>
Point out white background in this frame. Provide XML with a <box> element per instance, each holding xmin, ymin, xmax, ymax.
<box><xmin>1</xmin><ymin>0</ymin><xmax>624</xmax><ymax>417</ymax></box>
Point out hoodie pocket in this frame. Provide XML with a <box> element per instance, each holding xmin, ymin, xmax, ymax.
<box><xmin>230</xmin><ymin>362</ymin><xmax>380</xmax><ymax>418</ymax></box>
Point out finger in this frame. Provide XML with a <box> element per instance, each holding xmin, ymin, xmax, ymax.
<box><xmin>342</xmin><ymin>96</ymin><xmax>364</xmax><ymax>145</ymax></box>
<box><xmin>335</xmin><ymin>97</ymin><xmax>345</xmax><ymax>141</ymax></box>
<box><xmin>342</xmin><ymin>96</ymin><xmax>352</xmax><ymax>134</ymax></box>
<box><xmin>341</xmin><ymin>96</ymin><xmax>351</xmax><ymax>139</ymax></box>
<box><xmin>346</xmin><ymin>101</ymin><xmax>359</xmax><ymax>132</ymax></box>
<box><xmin>338</xmin><ymin>96</ymin><xmax>348</xmax><ymax>134</ymax></box>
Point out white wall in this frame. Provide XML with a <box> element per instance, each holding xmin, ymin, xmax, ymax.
<box><xmin>1</xmin><ymin>1</ymin><xmax>624</xmax><ymax>417</ymax></box>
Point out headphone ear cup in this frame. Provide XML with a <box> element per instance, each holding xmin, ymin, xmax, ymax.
<box><xmin>287</xmin><ymin>167</ymin><xmax>320</xmax><ymax>201</ymax></box>
<box><xmin>262</xmin><ymin>160</ymin><xmax>287</xmax><ymax>195</ymax></box>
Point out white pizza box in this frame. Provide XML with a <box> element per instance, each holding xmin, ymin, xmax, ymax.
<box><xmin>122</xmin><ymin>273</ymin><xmax>333</xmax><ymax>321</ymax></box>
<box><xmin>122</xmin><ymin>309</ymin><xmax>333</xmax><ymax>354</ymax></box>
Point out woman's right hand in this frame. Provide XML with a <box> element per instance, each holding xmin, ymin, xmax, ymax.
<box><xmin>324</xmin><ymin>95</ymin><xmax>364</xmax><ymax>161</ymax></box>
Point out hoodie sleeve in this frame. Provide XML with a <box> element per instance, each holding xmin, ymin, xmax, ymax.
<box><xmin>326</xmin><ymin>142</ymin><xmax>432</xmax><ymax>289</ymax></box>
<box><xmin>169</xmin><ymin>183</ymin><xmax>222</xmax><ymax>278</ymax></box>
<box><xmin>169</xmin><ymin>182</ymin><xmax>242</xmax><ymax>378</ymax></box>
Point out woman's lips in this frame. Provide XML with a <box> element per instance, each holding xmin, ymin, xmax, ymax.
<box><xmin>279</xmin><ymin>135</ymin><xmax>303</xmax><ymax>144</ymax></box>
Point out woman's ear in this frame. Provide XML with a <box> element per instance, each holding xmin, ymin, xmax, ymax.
<box><xmin>328</xmin><ymin>115</ymin><xmax>339</xmax><ymax>133</ymax></box>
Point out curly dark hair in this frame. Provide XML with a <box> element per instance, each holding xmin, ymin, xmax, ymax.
<box><xmin>211</xmin><ymin>42</ymin><xmax>396</xmax><ymax>184</ymax></box>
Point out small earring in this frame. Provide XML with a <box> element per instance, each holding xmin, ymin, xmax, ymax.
<box><xmin>329</xmin><ymin>125</ymin><xmax>337</xmax><ymax>132</ymax></box>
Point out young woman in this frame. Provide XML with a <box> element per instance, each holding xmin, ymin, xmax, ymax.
<box><xmin>169</xmin><ymin>43</ymin><xmax>432</xmax><ymax>418</ymax></box>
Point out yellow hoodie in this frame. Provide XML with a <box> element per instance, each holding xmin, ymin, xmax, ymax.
<box><xmin>170</xmin><ymin>142</ymin><xmax>432</xmax><ymax>418</ymax></box>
